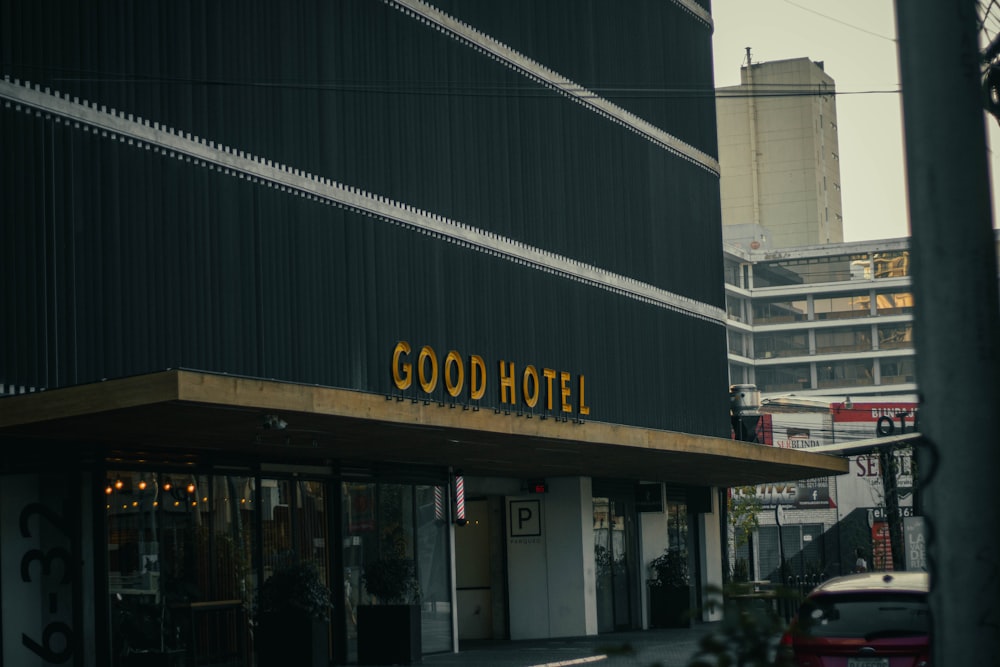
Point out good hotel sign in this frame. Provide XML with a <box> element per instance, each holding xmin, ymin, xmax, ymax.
<box><xmin>391</xmin><ymin>341</ymin><xmax>590</xmax><ymax>417</ymax></box>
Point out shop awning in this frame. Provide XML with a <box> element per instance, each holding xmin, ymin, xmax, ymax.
<box><xmin>0</xmin><ymin>370</ymin><xmax>847</xmax><ymax>486</ymax></box>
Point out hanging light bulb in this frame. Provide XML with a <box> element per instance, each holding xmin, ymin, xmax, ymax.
<box><xmin>114</xmin><ymin>479</ymin><xmax>124</xmax><ymax>490</ymax></box>
<box><xmin>138</xmin><ymin>479</ymin><xmax>147</xmax><ymax>491</ymax></box>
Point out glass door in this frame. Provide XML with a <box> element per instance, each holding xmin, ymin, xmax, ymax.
<box><xmin>593</xmin><ymin>495</ymin><xmax>637</xmax><ymax>632</ymax></box>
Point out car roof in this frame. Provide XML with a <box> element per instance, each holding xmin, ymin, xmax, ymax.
<box><xmin>809</xmin><ymin>571</ymin><xmax>929</xmax><ymax>595</ymax></box>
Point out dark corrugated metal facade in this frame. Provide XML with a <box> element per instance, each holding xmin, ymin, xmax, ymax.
<box><xmin>1</xmin><ymin>0</ymin><xmax>728</xmax><ymax>436</ymax></box>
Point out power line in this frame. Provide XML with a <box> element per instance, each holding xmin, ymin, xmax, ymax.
<box><xmin>780</xmin><ymin>0</ymin><xmax>897</xmax><ymax>43</ymax></box>
<box><xmin>2</xmin><ymin>63</ymin><xmax>899</xmax><ymax>102</ymax></box>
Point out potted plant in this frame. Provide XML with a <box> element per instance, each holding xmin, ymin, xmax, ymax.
<box><xmin>728</xmin><ymin>557</ymin><xmax>754</xmax><ymax>596</ymax></box>
<box><xmin>256</xmin><ymin>560</ymin><xmax>333</xmax><ymax>667</ymax></box>
<box><xmin>357</xmin><ymin>556</ymin><xmax>422</xmax><ymax>665</ymax></box>
<box><xmin>647</xmin><ymin>549</ymin><xmax>691</xmax><ymax>628</ymax></box>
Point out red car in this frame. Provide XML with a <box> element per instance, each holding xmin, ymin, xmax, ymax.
<box><xmin>778</xmin><ymin>571</ymin><xmax>930</xmax><ymax>667</ymax></box>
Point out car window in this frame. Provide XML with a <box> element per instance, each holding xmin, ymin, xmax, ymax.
<box><xmin>796</xmin><ymin>593</ymin><xmax>930</xmax><ymax>639</ymax></box>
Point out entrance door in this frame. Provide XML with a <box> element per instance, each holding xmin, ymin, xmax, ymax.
<box><xmin>593</xmin><ymin>495</ymin><xmax>638</xmax><ymax>632</ymax></box>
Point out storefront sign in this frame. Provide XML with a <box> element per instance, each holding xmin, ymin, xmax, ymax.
<box><xmin>731</xmin><ymin>480</ymin><xmax>834</xmax><ymax>509</ymax></box>
<box><xmin>871</xmin><ymin>520</ymin><xmax>894</xmax><ymax>571</ymax></box>
<box><xmin>391</xmin><ymin>341</ymin><xmax>590</xmax><ymax>416</ymax></box>
<box><xmin>904</xmin><ymin>516</ymin><xmax>926</xmax><ymax>570</ymax></box>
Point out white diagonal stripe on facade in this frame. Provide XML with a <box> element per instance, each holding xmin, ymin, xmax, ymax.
<box><xmin>387</xmin><ymin>0</ymin><xmax>720</xmax><ymax>175</ymax></box>
<box><xmin>1</xmin><ymin>78</ymin><xmax>727</xmax><ymax>325</ymax></box>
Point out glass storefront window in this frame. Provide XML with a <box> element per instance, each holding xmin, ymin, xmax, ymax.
<box><xmin>875</xmin><ymin>290</ymin><xmax>913</xmax><ymax>315</ymax></box>
<box><xmin>106</xmin><ymin>471</ymin><xmax>256</xmax><ymax>666</ymax></box>
<box><xmin>666</xmin><ymin>501</ymin><xmax>688</xmax><ymax>554</ymax></box>
<box><xmin>815</xmin><ymin>326</ymin><xmax>872</xmax><ymax>355</ymax></box>
<box><xmin>755</xmin><ymin>365</ymin><xmax>811</xmax><ymax>393</ymax></box>
<box><xmin>754</xmin><ymin>331</ymin><xmax>808</xmax><ymax>359</ymax></box>
<box><xmin>817</xmin><ymin>360</ymin><xmax>874</xmax><ymax>388</ymax></box>
<box><xmin>99</xmin><ymin>472</ymin><xmax>452</xmax><ymax>665</ymax></box>
<box><xmin>342</xmin><ymin>481</ymin><xmax>452</xmax><ymax>659</ymax></box>
<box><xmin>878</xmin><ymin>323</ymin><xmax>913</xmax><ymax>350</ymax></box>
<box><xmin>880</xmin><ymin>357</ymin><xmax>917</xmax><ymax>385</ymax></box>
<box><xmin>752</xmin><ymin>298</ymin><xmax>808</xmax><ymax>325</ymax></box>
<box><xmin>813</xmin><ymin>293</ymin><xmax>871</xmax><ymax>320</ymax></box>
<box><xmin>415</xmin><ymin>485</ymin><xmax>452</xmax><ymax>653</ymax></box>
<box><xmin>593</xmin><ymin>495</ymin><xmax>635</xmax><ymax>633</ymax></box>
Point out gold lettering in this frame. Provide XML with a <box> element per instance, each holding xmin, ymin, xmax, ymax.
<box><xmin>392</xmin><ymin>341</ymin><xmax>412</xmax><ymax>390</ymax></box>
<box><xmin>393</xmin><ymin>343</ymin><xmax>589</xmax><ymax>414</ymax></box>
<box><xmin>522</xmin><ymin>365</ymin><xmax>539</xmax><ymax>408</ymax></box>
<box><xmin>470</xmin><ymin>355</ymin><xmax>486</xmax><ymax>400</ymax></box>
<box><xmin>543</xmin><ymin>368</ymin><xmax>557</xmax><ymax>411</ymax></box>
<box><xmin>444</xmin><ymin>350</ymin><xmax>464</xmax><ymax>398</ymax></box>
<box><xmin>418</xmin><ymin>346</ymin><xmax>438</xmax><ymax>393</ymax></box>
<box><xmin>560</xmin><ymin>371</ymin><xmax>572</xmax><ymax>413</ymax></box>
<box><xmin>499</xmin><ymin>361</ymin><xmax>516</xmax><ymax>404</ymax></box>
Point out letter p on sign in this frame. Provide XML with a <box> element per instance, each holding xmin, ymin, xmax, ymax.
<box><xmin>509</xmin><ymin>500</ymin><xmax>541</xmax><ymax>537</ymax></box>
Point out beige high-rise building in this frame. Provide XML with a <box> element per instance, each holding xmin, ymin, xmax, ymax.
<box><xmin>717</xmin><ymin>57</ymin><xmax>844</xmax><ymax>249</ymax></box>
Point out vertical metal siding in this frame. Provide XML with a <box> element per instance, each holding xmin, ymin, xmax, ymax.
<box><xmin>1</xmin><ymin>0</ymin><xmax>729</xmax><ymax>436</ymax></box>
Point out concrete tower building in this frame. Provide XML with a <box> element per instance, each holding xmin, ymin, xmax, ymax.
<box><xmin>717</xmin><ymin>56</ymin><xmax>844</xmax><ymax>249</ymax></box>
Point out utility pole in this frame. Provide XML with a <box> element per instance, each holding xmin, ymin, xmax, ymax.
<box><xmin>895</xmin><ymin>2</ymin><xmax>1000</xmax><ymax>664</ymax></box>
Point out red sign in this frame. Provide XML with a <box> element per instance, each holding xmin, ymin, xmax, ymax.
<box><xmin>833</xmin><ymin>402</ymin><xmax>917</xmax><ymax>423</ymax></box>
<box><xmin>871</xmin><ymin>521</ymin><xmax>894</xmax><ymax>571</ymax></box>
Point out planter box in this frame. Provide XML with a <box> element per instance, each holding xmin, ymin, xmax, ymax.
<box><xmin>648</xmin><ymin>585</ymin><xmax>691</xmax><ymax>628</ymax></box>
<box><xmin>257</xmin><ymin>611</ymin><xmax>329</xmax><ymax>667</ymax></box>
<box><xmin>358</xmin><ymin>604</ymin><xmax>422</xmax><ymax>665</ymax></box>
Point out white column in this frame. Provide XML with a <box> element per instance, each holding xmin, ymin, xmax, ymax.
<box><xmin>697</xmin><ymin>488</ymin><xmax>725</xmax><ymax>622</ymax></box>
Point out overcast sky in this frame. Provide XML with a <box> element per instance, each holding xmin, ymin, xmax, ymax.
<box><xmin>711</xmin><ymin>1</ymin><xmax>999</xmax><ymax>243</ymax></box>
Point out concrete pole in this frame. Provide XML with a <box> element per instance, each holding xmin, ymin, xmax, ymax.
<box><xmin>894</xmin><ymin>2</ymin><xmax>1000</xmax><ymax>663</ymax></box>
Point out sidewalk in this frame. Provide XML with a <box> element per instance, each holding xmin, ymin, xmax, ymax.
<box><xmin>420</xmin><ymin>624</ymin><xmax>717</xmax><ymax>667</ymax></box>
